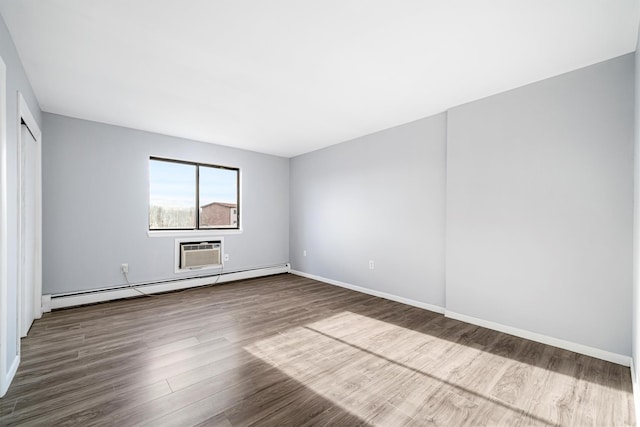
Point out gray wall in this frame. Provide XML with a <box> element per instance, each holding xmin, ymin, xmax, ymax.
<box><xmin>42</xmin><ymin>113</ymin><xmax>289</xmax><ymax>295</ymax></box>
<box><xmin>290</xmin><ymin>114</ymin><xmax>447</xmax><ymax>307</ymax></box>
<box><xmin>290</xmin><ymin>54</ymin><xmax>634</xmax><ymax>358</ymax></box>
<box><xmin>446</xmin><ymin>54</ymin><xmax>634</xmax><ymax>356</ymax></box>
<box><xmin>0</xmin><ymin>15</ymin><xmax>42</xmax><ymax>385</ymax></box>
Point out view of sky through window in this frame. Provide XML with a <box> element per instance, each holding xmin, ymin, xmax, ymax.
<box><xmin>199</xmin><ymin>166</ymin><xmax>237</xmax><ymax>206</ymax></box>
<box><xmin>149</xmin><ymin>160</ymin><xmax>195</xmax><ymax>208</ymax></box>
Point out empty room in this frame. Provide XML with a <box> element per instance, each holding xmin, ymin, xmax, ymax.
<box><xmin>1</xmin><ymin>1</ymin><xmax>639</xmax><ymax>426</ymax></box>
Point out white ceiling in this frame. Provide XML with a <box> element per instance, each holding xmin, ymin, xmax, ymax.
<box><xmin>0</xmin><ymin>1</ymin><xmax>638</xmax><ymax>157</ymax></box>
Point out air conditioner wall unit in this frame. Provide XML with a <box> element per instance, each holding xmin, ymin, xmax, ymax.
<box><xmin>175</xmin><ymin>238</ymin><xmax>223</xmax><ymax>273</ymax></box>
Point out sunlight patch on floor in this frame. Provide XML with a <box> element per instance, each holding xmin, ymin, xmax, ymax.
<box><xmin>243</xmin><ymin>311</ymin><xmax>560</xmax><ymax>426</ymax></box>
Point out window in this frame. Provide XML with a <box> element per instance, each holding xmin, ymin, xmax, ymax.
<box><xmin>149</xmin><ymin>157</ymin><xmax>240</xmax><ymax>230</ymax></box>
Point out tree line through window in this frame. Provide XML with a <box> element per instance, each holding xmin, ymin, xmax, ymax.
<box><xmin>149</xmin><ymin>157</ymin><xmax>240</xmax><ymax>230</ymax></box>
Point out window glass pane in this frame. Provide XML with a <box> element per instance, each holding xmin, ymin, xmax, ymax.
<box><xmin>199</xmin><ymin>166</ymin><xmax>238</xmax><ymax>228</ymax></box>
<box><xmin>149</xmin><ymin>160</ymin><xmax>196</xmax><ymax>229</ymax></box>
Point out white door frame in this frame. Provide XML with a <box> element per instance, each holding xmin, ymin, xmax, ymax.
<box><xmin>0</xmin><ymin>56</ymin><xmax>18</xmax><ymax>398</ymax></box>
<box><xmin>16</xmin><ymin>93</ymin><xmax>42</xmax><ymax>339</ymax></box>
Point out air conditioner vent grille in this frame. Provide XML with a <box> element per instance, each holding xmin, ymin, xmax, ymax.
<box><xmin>179</xmin><ymin>241</ymin><xmax>221</xmax><ymax>269</ymax></box>
<box><xmin>183</xmin><ymin>243</ymin><xmax>214</xmax><ymax>251</ymax></box>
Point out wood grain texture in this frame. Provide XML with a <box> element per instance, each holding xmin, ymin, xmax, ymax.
<box><xmin>0</xmin><ymin>273</ymin><xmax>634</xmax><ymax>426</ymax></box>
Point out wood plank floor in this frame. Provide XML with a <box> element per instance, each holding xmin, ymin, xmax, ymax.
<box><xmin>0</xmin><ymin>273</ymin><xmax>634</xmax><ymax>426</ymax></box>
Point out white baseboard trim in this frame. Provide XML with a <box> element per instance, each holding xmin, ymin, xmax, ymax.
<box><xmin>47</xmin><ymin>264</ymin><xmax>291</xmax><ymax>310</ymax></box>
<box><xmin>290</xmin><ymin>270</ymin><xmax>445</xmax><ymax>314</ymax></box>
<box><xmin>289</xmin><ymin>270</ymin><xmax>631</xmax><ymax>367</ymax></box>
<box><xmin>41</xmin><ymin>294</ymin><xmax>51</xmax><ymax>313</ymax></box>
<box><xmin>630</xmin><ymin>360</ymin><xmax>640</xmax><ymax>423</ymax></box>
<box><xmin>0</xmin><ymin>354</ymin><xmax>19</xmax><ymax>397</ymax></box>
<box><xmin>446</xmin><ymin>310</ymin><xmax>631</xmax><ymax>367</ymax></box>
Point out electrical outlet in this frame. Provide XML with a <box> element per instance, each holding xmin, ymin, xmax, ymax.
<box><xmin>303</xmin><ymin>250</ymin><xmax>307</xmax><ymax>257</ymax></box>
<box><xmin>224</xmin><ymin>253</ymin><xmax>229</xmax><ymax>262</ymax></box>
<box><xmin>121</xmin><ymin>263</ymin><xmax>129</xmax><ymax>273</ymax></box>
<box><xmin>369</xmin><ymin>260</ymin><xmax>374</xmax><ymax>270</ymax></box>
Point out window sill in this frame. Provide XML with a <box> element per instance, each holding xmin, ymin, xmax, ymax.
<box><xmin>148</xmin><ymin>229</ymin><xmax>243</xmax><ymax>238</ymax></box>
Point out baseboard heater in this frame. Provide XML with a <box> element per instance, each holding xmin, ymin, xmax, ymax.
<box><xmin>43</xmin><ymin>263</ymin><xmax>291</xmax><ymax>311</ymax></box>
